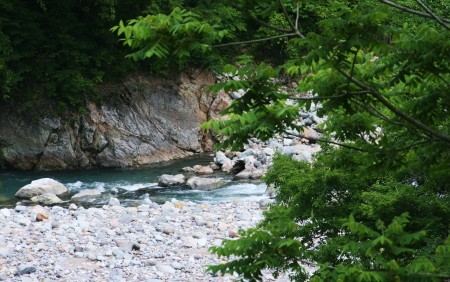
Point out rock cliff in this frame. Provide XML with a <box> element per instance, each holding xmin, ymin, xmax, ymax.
<box><xmin>0</xmin><ymin>71</ymin><xmax>230</xmax><ymax>170</ymax></box>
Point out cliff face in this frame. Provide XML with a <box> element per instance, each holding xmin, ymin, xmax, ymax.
<box><xmin>0</xmin><ymin>71</ymin><xmax>231</xmax><ymax>170</ymax></box>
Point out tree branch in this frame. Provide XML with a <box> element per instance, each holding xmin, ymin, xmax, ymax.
<box><xmin>351</xmin><ymin>97</ymin><xmax>405</xmax><ymax>126</ymax></box>
<box><xmin>250</xmin><ymin>16</ymin><xmax>292</xmax><ymax>33</ymax></box>
<box><xmin>287</xmin><ymin>132</ymin><xmax>367</xmax><ymax>152</ymax></box>
<box><xmin>379</xmin><ymin>0</ymin><xmax>450</xmax><ymax>24</ymax></box>
<box><xmin>213</xmin><ymin>33</ymin><xmax>298</xmax><ymax>47</ymax></box>
<box><xmin>289</xmin><ymin>94</ymin><xmax>348</xmax><ymax>101</ymax></box>
<box><xmin>337</xmin><ymin>68</ymin><xmax>450</xmax><ymax>144</ymax></box>
<box><xmin>415</xmin><ymin>0</ymin><xmax>450</xmax><ymax>31</ymax></box>
<box><xmin>279</xmin><ymin>0</ymin><xmax>296</xmax><ymax>32</ymax></box>
<box><xmin>278</xmin><ymin>0</ymin><xmax>305</xmax><ymax>39</ymax></box>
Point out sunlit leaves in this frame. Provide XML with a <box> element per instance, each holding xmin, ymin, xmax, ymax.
<box><xmin>111</xmin><ymin>7</ymin><xmax>228</xmax><ymax>65</ymax></box>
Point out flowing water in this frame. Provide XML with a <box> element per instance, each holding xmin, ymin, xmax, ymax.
<box><xmin>0</xmin><ymin>156</ymin><xmax>268</xmax><ymax>207</ymax></box>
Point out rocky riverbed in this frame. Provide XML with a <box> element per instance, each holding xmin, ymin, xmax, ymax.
<box><xmin>0</xmin><ymin>198</ymin><xmax>286</xmax><ymax>281</ymax></box>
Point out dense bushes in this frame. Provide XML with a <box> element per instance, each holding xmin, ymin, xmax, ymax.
<box><xmin>0</xmin><ymin>0</ymin><xmax>148</xmax><ymax>111</ymax></box>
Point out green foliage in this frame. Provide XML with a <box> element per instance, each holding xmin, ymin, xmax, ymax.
<box><xmin>0</xmin><ymin>0</ymin><xmax>149</xmax><ymax>110</ymax></box>
<box><xmin>112</xmin><ymin>7</ymin><xmax>228</xmax><ymax>70</ymax></box>
<box><xmin>210</xmin><ymin>153</ymin><xmax>449</xmax><ymax>281</ymax></box>
<box><xmin>209</xmin><ymin>216</ymin><xmax>308</xmax><ymax>281</ymax></box>
<box><xmin>202</xmin><ymin>57</ymin><xmax>299</xmax><ymax>150</ymax></box>
<box><xmin>311</xmin><ymin>214</ymin><xmax>450</xmax><ymax>282</ymax></box>
<box><xmin>115</xmin><ymin>0</ymin><xmax>450</xmax><ymax>280</ymax></box>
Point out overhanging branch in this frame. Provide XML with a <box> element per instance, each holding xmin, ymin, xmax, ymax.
<box><xmin>213</xmin><ymin>33</ymin><xmax>298</xmax><ymax>47</ymax></box>
<box><xmin>379</xmin><ymin>0</ymin><xmax>450</xmax><ymax>24</ymax></box>
<box><xmin>250</xmin><ymin>16</ymin><xmax>292</xmax><ymax>33</ymax></box>
<box><xmin>287</xmin><ymin>132</ymin><xmax>367</xmax><ymax>152</ymax></box>
<box><xmin>337</xmin><ymin>68</ymin><xmax>450</xmax><ymax>144</ymax></box>
<box><xmin>415</xmin><ymin>0</ymin><xmax>450</xmax><ymax>31</ymax></box>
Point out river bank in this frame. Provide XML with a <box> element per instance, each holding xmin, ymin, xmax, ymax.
<box><xmin>0</xmin><ymin>198</ymin><xmax>288</xmax><ymax>281</ymax></box>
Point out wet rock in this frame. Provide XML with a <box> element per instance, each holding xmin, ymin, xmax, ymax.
<box><xmin>186</xmin><ymin>177</ymin><xmax>225</xmax><ymax>191</ymax></box>
<box><xmin>71</xmin><ymin>189</ymin><xmax>102</xmax><ymax>202</ymax></box>
<box><xmin>15</xmin><ymin>178</ymin><xmax>67</xmax><ymax>199</ymax></box>
<box><xmin>158</xmin><ymin>174</ymin><xmax>186</xmax><ymax>187</ymax></box>
<box><xmin>181</xmin><ymin>166</ymin><xmax>196</xmax><ymax>173</ymax></box>
<box><xmin>209</xmin><ymin>162</ymin><xmax>220</xmax><ymax>170</ymax></box>
<box><xmin>194</xmin><ymin>165</ymin><xmax>214</xmax><ymax>175</ymax></box>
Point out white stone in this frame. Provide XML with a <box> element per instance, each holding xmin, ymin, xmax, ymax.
<box><xmin>158</xmin><ymin>174</ymin><xmax>186</xmax><ymax>187</ymax></box>
<box><xmin>31</xmin><ymin>193</ymin><xmax>63</xmax><ymax>205</ymax></box>
<box><xmin>109</xmin><ymin>197</ymin><xmax>121</xmax><ymax>206</ymax></box>
<box><xmin>0</xmin><ymin>209</ymin><xmax>11</xmax><ymax>217</ymax></box>
<box><xmin>186</xmin><ymin>177</ymin><xmax>225</xmax><ymax>191</ymax></box>
<box><xmin>71</xmin><ymin>189</ymin><xmax>102</xmax><ymax>202</ymax></box>
<box><xmin>15</xmin><ymin>178</ymin><xmax>67</xmax><ymax>199</ymax></box>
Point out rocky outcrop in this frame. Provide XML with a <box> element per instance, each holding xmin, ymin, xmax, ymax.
<box><xmin>0</xmin><ymin>71</ymin><xmax>231</xmax><ymax>170</ymax></box>
<box><xmin>15</xmin><ymin>178</ymin><xmax>68</xmax><ymax>199</ymax></box>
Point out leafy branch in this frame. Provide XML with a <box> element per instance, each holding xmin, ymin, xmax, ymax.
<box><xmin>415</xmin><ymin>0</ymin><xmax>450</xmax><ymax>31</ymax></box>
<box><xmin>337</xmin><ymin>68</ymin><xmax>450</xmax><ymax>144</ymax></box>
<box><xmin>379</xmin><ymin>0</ymin><xmax>450</xmax><ymax>24</ymax></box>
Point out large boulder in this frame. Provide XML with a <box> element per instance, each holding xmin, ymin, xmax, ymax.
<box><xmin>15</xmin><ymin>178</ymin><xmax>68</xmax><ymax>199</ymax></box>
<box><xmin>186</xmin><ymin>177</ymin><xmax>225</xmax><ymax>191</ymax></box>
<box><xmin>158</xmin><ymin>174</ymin><xmax>186</xmax><ymax>187</ymax></box>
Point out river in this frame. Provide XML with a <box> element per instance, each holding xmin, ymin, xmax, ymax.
<box><xmin>0</xmin><ymin>156</ymin><xmax>268</xmax><ymax>207</ymax></box>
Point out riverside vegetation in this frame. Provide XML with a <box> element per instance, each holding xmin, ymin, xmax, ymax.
<box><xmin>1</xmin><ymin>0</ymin><xmax>449</xmax><ymax>281</ymax></box>
<box><xmin>114</xmin><ymin>0</ymin><xmax>449</xmax><ymax>281</ymax></box>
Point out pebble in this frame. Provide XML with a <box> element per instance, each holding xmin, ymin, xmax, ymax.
<box><xmin>0</xmin><ymin>200</ymin><xmax>287</xmax><ymax>281</ymax></box>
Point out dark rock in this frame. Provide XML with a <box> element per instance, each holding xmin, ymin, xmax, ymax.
<box><xmin>231</xmin><ymin>159</ymin><xmax>246</xmax><ymax>175</ymax></box>
<box><xmin>16</xmin><ymin>264</ymin><xmax>36</xmax><ymax>276</ymax></box>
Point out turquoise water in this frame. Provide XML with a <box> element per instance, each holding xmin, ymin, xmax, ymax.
<box><xmin>0</xmin><ymin>156</ymin><xmax>267</xmax><ymax>207</ymax></box>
